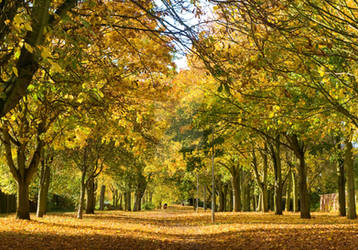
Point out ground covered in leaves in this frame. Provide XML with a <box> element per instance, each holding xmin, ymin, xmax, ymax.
<box><xmin>1</xmin><ymin>206</ymin><xmax>358</xmax><ymax>249</ymax></box>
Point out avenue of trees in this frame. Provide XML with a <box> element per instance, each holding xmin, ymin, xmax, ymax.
<box><xmin>0</xmin><ymin>0</ymin><xmax>357</xmax><ymax>222</ymax></box>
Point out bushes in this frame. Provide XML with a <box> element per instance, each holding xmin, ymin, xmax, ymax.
<box><xmin>0</xmin><ymin>190</ymin><xmax>16</xmax><ymax>213</ymax></box>
<box><xmin>48</xmin><ymin>194</ymin><xmax>75</xmax><ymax>212</ymax></box>
<box><xmin>142</xmin><ymin>202</ymin><xmax>155</xmax><ymax>210</ymax></box>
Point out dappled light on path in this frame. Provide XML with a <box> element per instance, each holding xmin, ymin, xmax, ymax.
<box><xmin>1</xmin><ymin>206</ymin><xmax>358</xmax><ymax>249</ymax></box>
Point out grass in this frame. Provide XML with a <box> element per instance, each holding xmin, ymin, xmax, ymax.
<box><xmin>0</xmin><ymin>205</ymin><xmax>357</xmax><ymax>249</ymax></box>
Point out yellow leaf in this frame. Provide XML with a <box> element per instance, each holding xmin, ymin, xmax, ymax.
<box><xmin>12</xmin><ymin>67</ymin><xmax>18</xmax><ymax>77</ymax></box>
<box><xmin>24</xmin><ymin>43</ymin><xmax>33</xmax><ymax>53</ymax></box>
<box><xmin>40</xmin><ymin>47</ymin><xmax>51</xmax><ymax>59</ymax></box>
<box><xmin>318</xmin><ymin>67</ymin><xmax>325</xmax><ymax>77</ymax></box>
<box><xmin>24</xmin><ymin>22</ymin><xmax>32</xmax><ymax>31</ymax></box>
<box><xmin>52</xmin><ymin>63</ymin><xmax>62</xmax><ymax>73</ymax></box>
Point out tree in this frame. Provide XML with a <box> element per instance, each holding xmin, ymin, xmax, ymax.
<box><xmin>0</xmin><ymin>94</ymin><xmax>59</xmax><ymax>219</ymax></box>
<box><xmin>36</xmin><ymin>146</ymin><xmax>53</xmax><ymax>217</ymax></box>
<box><xmin>0</xmin><ymin>0</ymin><xmax>76</xmax><ymax>117</ymax></box>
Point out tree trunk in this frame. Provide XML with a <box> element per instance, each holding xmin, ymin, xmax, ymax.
<box><xmin>36</xmin><ymin>162</ymin><xmax>51</xmax><ymax>217</ymax></box>
<box><xmin>119</xmin><ymin>193</ymin><xmax>123</xmax><ymax>210</ymax></box>
<box><xmin>133</xmin><ymin>192</ymin><xmax>141</xmax><ymax>211</ymax></box>
<box><xmin>149</xmin><ymin>191</ymin><xmax>153</xmax><ymax>204</ymax></box>
<box><xmin>241</xmin><ymin>170</ymin><xmax>250</xmax><ymax>211</ymax></box>
<box><xmin>297</xmin><ymin>154</ymin><xmax>310</xmax><ymax>218</ymax></box>
<box><xmin>292</xmin><ymin>171</ymin><xmax>299</xmax><ymax>212</ymax></box>
<box><xmin>252</xmin><ymin>194</ymin><xmax>257</xmax><ymax>211</ymax></box>
<box><xmin>203</xmin><ymin>184</ymin><xmax>207</xmax><ymax>210</ymax></box>
<box><xmin>133</xmin><ymin>174</ymin><xmax>147</xmax><ymax>211</ymax></box>
<box><xmin>245</xmin><ymin>182</ymin><xmax>251</xmax><ymax>211</ymax></box>
<box><xmin>259</xmin><ymin>149</ymin><xmax>269</xmax><ymax>212</ymax></box>
<box><xmin>125</xmin><ymin>191</ymin><xmax>131</xmax><ymax>211</ymax></box>
<box><xmin>285</xmin><ymin>169</ymin><xmax>292</xmax><ymax>212</ymax></box>
<box><xmin>223</xmin><ymin>183</ymin><xmax>228</xmax><ymax>211</ymax></box>
<box><xmin>270</xmin><ymin>137</ymin><xmax>283</xmax><ymax>215</ymax></box>
<box><xmin>113</xmin><ymin>189</ymin><xmax>118</xmax><ymax>208</ymax></box>
<box><xmin>77</xmin><ymin>171</ymin><xmax>86</xmax><ymax>219</ymax></box>
<box><xmin>133</xmin><ymin>189</ymin><xmax>145</xmax><ymax>211</ymax></box>
<box><xmin>211</xmin><ymin>143</ymin><xmax>215</xmax><ymax>223</ymax></box>
<box><xmin>86</xmin><ymin>177</ymin><xmax>95</xmax><ymax>214</ymax></box>
<box><xmin>142</xmin><ymin>191</ymin><xmax>146</xmax><ymax>205</ymax></box>
<box><xmin>268</xmin><ymin>188</ymin><xmax>274</xmax><ymax>211</ymax></box>
<box><xmin>232</xmin><ymin>167</ymin><xmax>241</xmax><ymax>212</ymax></box>
<box><xmin>16</xmin><ymin>180</ymin><xmax>30</xmax><ymax>220</ymax></box>
<box><xmin>287</xmin><ymin>134</ymin><xmax>309</xmax><ymax>218</ymax></box>
<box><xmin>2</xmin><ymin>129</ymin><xmax>43</xmax><ymax>220</ymax></box>
<box><xmin>344</xmin><ymin>141</ymin><xmax>357</xmax><ymax>219</ymax></box>
<box><xmin>261</xmin><ymin>186</ymin><xmax>268</xmax><ymax>212</ymax></box>
<box><xmin>337</xmin><ymin>158</ymin><xmax>346</xmax><ymax>217</ymax></box>
<box><xmin>229</xmin><ymin>188</ymin><xmax>233</xmax><ymax>212</ymax></box>
<box><xmin>99</xmin><ymin>185</ymin><xmax>105</xmax><ymax>211</ymax></box>
<box><xmin>257</xmin><ymin>194</ymin><xmax>262</xmax><ymax>211</ymax></box>
<box><xmin>196</xmin><ymin>174</ymin><xmax>199</xmax><ymax>212</ymax></box>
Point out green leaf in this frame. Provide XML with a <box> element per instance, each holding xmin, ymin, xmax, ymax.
<box><xmin>14</xmin><ymin>49</ymin><xmax>21</xmax><ymax>59</ymax></box>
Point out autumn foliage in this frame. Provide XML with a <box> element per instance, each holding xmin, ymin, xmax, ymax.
<box><xmin>1</xmin><ymin>206</ymin><xmax>358</xmax><ymax>249</ymax></box>
<box><xmin>1</xmin><ymin>0</ymin><xmax>358</xmax><ymax>249</ymax></box>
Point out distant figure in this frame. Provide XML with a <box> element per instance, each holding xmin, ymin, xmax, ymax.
<box><xmin>163</xmin><ymin>203</ymin><xmax>168</xmax><ymax>209</ymax></box>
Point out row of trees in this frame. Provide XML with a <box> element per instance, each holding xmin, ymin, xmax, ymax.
<box><xmin>0</xmin><ymin>0</ymin><xmax>178</xmax><ymax>219</ymax></box>
<box><xmin>164</xmin><ymin>0</ymin><xmax>358</xmax><ymax>220</ymax></box>
<box><xmin>1</xmin><ymin>0</ymin><xmax>358</xmax><ymax>222</ymax></box>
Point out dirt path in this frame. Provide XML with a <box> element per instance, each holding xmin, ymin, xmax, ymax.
<box><xmin>1</xmin><ymin>206</ymin><xmax>358</xmax><ymax>249</ymax></box>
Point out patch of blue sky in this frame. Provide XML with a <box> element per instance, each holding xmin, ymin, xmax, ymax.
<box><xmin>153</xmin><ymin>0</ymin><xmax>213</xmax><ymax>70</ymax></box>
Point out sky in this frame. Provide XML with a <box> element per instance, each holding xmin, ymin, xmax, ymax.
<box><xmin>154</xmin><ymin>0</ymin><xmax>213</xmax><ymax>71</ymax></box>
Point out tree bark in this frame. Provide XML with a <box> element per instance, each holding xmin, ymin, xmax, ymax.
<box><xmin>287</xmin><ymin>134</ymin><xmax>310</xmax><ymax>218</ymax></box>
<box><xmin>203</xmin><ymin>184</ymin><xmax>207</xmax><ymax>210</ymax></box>
<box><xmin>297</xmin><ymin>154</ymin><xmax>310</xmax><ymax>218</ymax></box>
<box><xmin>113</xmin><ymin>189</ymin><xmax>118</xmax><ymax>208</ymax></box>
<box><xmin>241</xmin><ymin>170</ymin><xmax>250</xmax><ymax>211</ymax></box>
<box><xmin>257</xmin><ymin>194</ymin><xmax>262</xmax><ymax>211</ymax></box>
<box><xmin>36</xmin><ymin>161</ymin><xmax>51</xmax><ymax>217</ymax></box>
<box><xmin>245</xmin><ymin>181</ymin><xmax>251</xmax><ymax>211</ymax></box>
<box><xmin>229</xmin><ymin>187</ymin><xmax>233</xmax><ymax>212</ymax></box>
<box><xmin>86</xmin><ymin>177</ymin><xmax>96</xmax><ymax>214</ymax></box>
<box><xmin>16</xmin><ymin>181</ymin><xmax>30</xmax><ymax>220</ymax></box>
<box><xmin>252</xmin><ymin>147</ymin><xmax>269</xmax><ymax>212</ymax></box>
<box><xmin>77</xmin><ymin>169</ymin><xmax>86</xmax><ymax>219</ymax></box>
<box><xmin>285</xmin><ymin>169</ymin><xmax>292</xmax><ymax>212</ymax></box>
<box><xmin>133</xmin><ymin>174</ymin><xmax>147</xmax><ymax>211</ymax></box>
<box><xmin>252</xmin><ymin>193</ymin><xmax>257</xmax><ymax>211</ymax></box>
<box><xmin>119</xmin><ymin>193</ymin><xmax>123</xmax><ymax>210</ymax></box>
<box><xmin>99</xmin><ymin>185</ymin><xmax>106</xmax><ymax>210</ymax></box>
<box><xmin>141</xmin><ymin>190</ymin><xmax>146</xmax><ymax>205</ymax></box>
<box><xmin>133</xmin><ymin>190</ymin><xmax>145</xmax><ymax>211</ymax></box>
<box><xmin>267</xmin><ymin>189</ymin><xmax>272</xmax><ymax>211</ymax></box>
<box><xmin>196</xmin><ymin>174</ymin><xmax>199</xmax><ymax>212</ymax></box>
<box><xmin>337</xmin><ymin>158</ymin><xmax>346</xmax><ymax>217</ymax></box>
<box><xmin>232</xmin><ymin>166</ymin><xmax>241</xmax><ymax>212</ymax></box>
<box><xmin>211</xmin><ymin>143</ymin><xmax>215</xmax><ymax>223</ymax></box>
<box><xmin>125</xmin><ymin>191</ymin><xmax>131</xmax><ymax>211</ymax></box>
<box><xmin>261</xmin><ymin>188</ymin><xmax>268</xmax><ymax>212</ymax></box>
<box><xmin>262</xmin><ymin>150</ymin><xmax>269</xmax><ymax>212</ymax></box>
<box><xmin>344</xmin><ymin>141</ymin><xmax>357</xmax><ymax>219</ymax></box>
<box><xmin>149</xmin><ymin>191</ymin><xmax>153</xmax><ymax>204</ymax></box>
<box><xmin>224</xmin><ymin>183</ymin><xmax>228</xmax><ymax>211</ymax></box>
<box><xmin>269</xmin><ymin>137</ymin><xmax>283</xmax><ymax>215</ymax></box>
<box><xmin>292</xmin><ymin>171</ymin><xmax>299</xmax><ymax>212</ymax></box>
